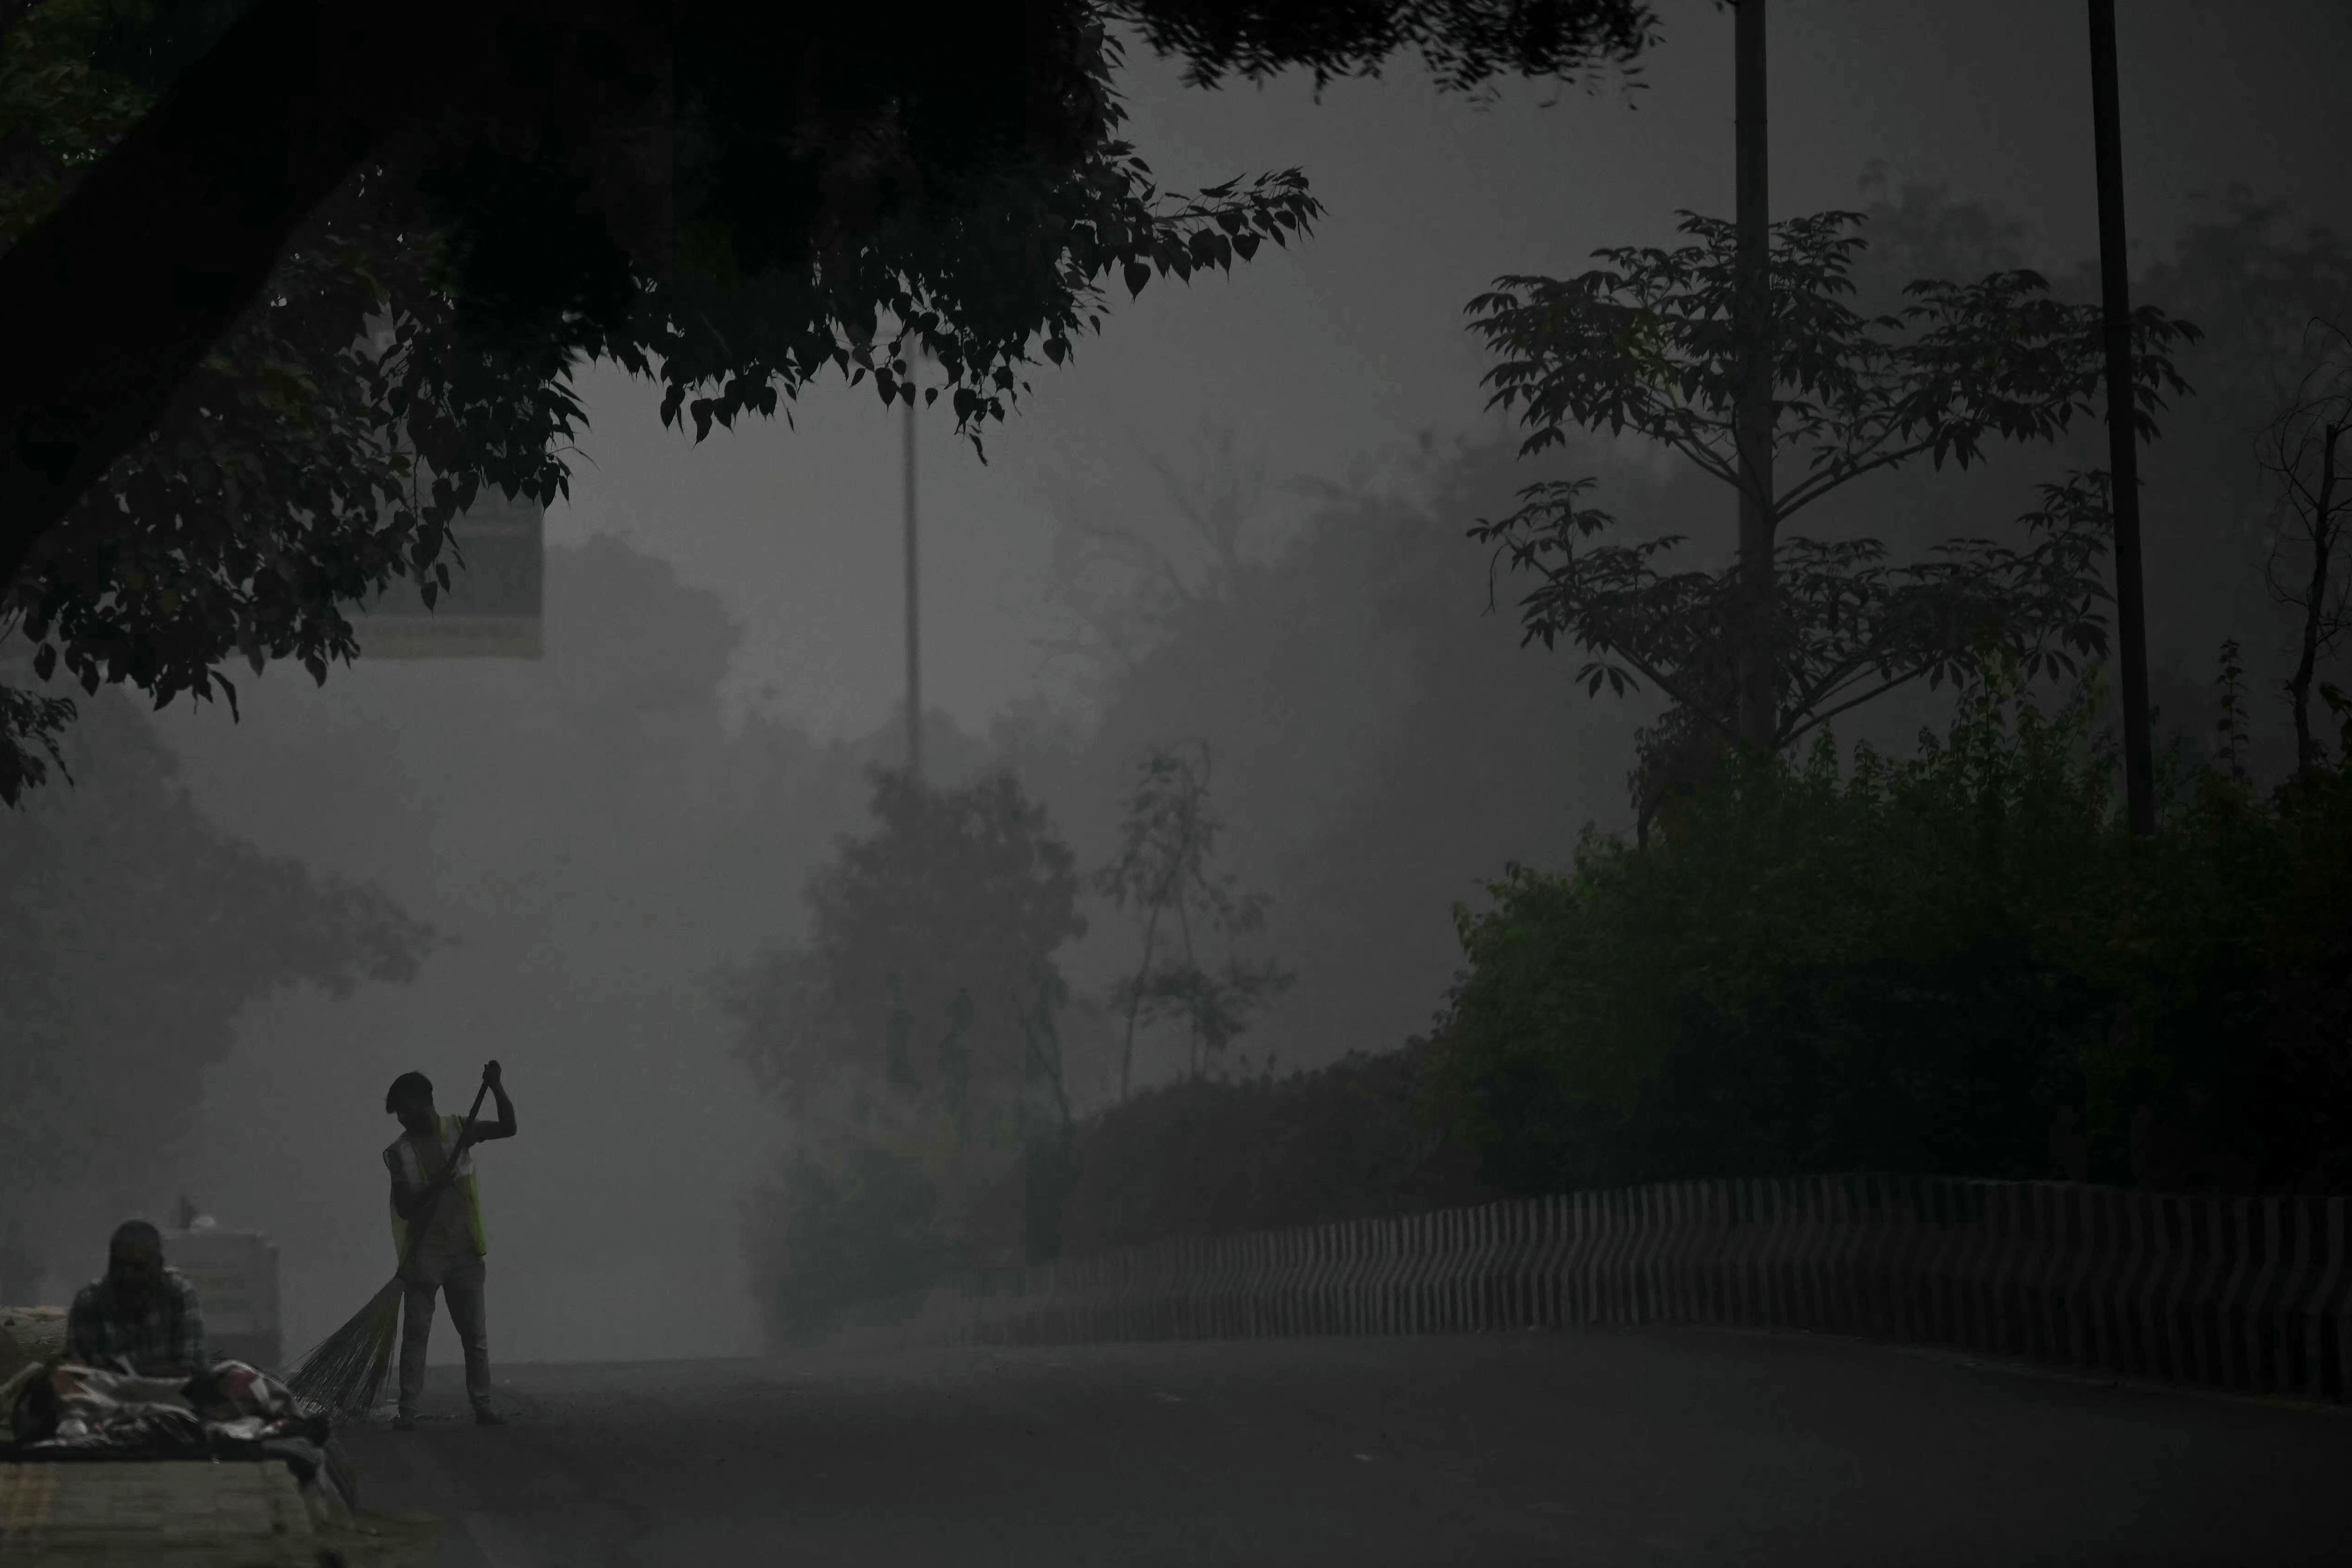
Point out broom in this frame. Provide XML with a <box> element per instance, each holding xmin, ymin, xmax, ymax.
<box><xmin>285</xmin><ymin>1074</ymin><xmax>495</xmax><ymax>1418</ymax></box>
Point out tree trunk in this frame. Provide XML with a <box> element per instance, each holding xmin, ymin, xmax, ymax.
<box><xmin>1173</xmin><ymin>893</ymin><xmax>1201</xmax><ymax>1080</ymax></box>
<box><xmin>1117</xmin><ymin>898</ymin><xmax>1165</xmax><ymax>1104</ymax></box>
<box><xmin>1731</xmin><ymin>0</ymin><xmax>1777</xmax><ymax>750</ymax></box>
<box><xmin>2087</xmin><ymin>0</ymin><xmax>2157</xmax><ymax>836</ymax></box>
<box><xmin>2288</xmin><ymin>422</ymin><xmax>2344</xmax><ymax>781</ymax></box>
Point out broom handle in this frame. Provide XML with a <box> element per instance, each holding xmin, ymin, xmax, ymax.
<box><xmin>394</xmin><ymin>1076</ymin><xmax>495</xmax><ymax>1280</ymax></box>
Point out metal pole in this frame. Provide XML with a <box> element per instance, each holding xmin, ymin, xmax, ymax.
<box><xmin>903</xmin><ymin>369</ymin><xmax>922</xmax><ymax>785</ymax></box>
<box><xmin>2088</xmin><ymin>0</ymin><xmax>2155</xmax><ymax>837</ymax></box>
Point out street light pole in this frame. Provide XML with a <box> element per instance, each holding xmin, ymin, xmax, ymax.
<box><xmin>2088</xmin><ymin>0</ymin><xmax>2156</xmax><ymax>837</ymax></box>
<box><xmin>903</xmin><ymin>365</ymin><xmax>922</xmax><ymax>786</ymax></box>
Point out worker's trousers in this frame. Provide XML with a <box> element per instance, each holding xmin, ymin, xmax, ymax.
<box><xmin>397</xmin><ymin>1250</ymin><xmax>491</xmax><ymax>1416</ymax></box>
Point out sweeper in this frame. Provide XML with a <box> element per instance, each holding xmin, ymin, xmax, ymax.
<box><xmin>383</xmin><ymin>1061</ymin><xmax>517</xmax><ymax>1430</ymax></box>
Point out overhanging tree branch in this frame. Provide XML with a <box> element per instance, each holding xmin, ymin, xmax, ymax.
<box><xmin>4</xmin><ymin>0</ymin><xmax>1663</xmax><ymax>798</ymax></box>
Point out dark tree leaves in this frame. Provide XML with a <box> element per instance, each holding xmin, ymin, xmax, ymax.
<box><xmin>1463</xmin><ymin>208</ymin><xmax>2199</xmax><ymax>817</ymax></box>
<box><xmin>0</xmin><ymin>3</ymin><xmax>1326</xmax><ymax>792</ymax></box>
<box><xmin>1108</xmin><ymin>0</ymin><xmax>1659</xmax><ymax>94</ymax></box>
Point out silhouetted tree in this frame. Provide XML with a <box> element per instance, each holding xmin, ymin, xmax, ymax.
<box><xmin>1026</xmin><ymin>429</ymin><xmax>1636</xmax><ymax>1084</ymax></box>
<box><xmin>1844</xmin><ymin>180</ymin><xmax>2352</xmax><ymax>781</ymax></box>
<box><xmin>1466</xmin><ymin>209</ymin><xmax>2199</xmax><ymax>838</ymax></box>
<box><xmin>1034</xmin><ymin>418</ymin><xmax>1272</xmax><ymax>688</ymax></box>
<box><xmin>0</xmin><ymin>0</ymin><xmax>1659</xmax><ymax>794</ymax></box>
<box><xmin>1012</xmin><ymin>967</ymin><xmax>1081</xmax><ymax>1263</ymax></box>
<box><xmin>2259</xmin><ymin>318</ymin><xmax>2352</xmax><ymax>782</ymax></box>
<box><xmin>0</xmin><ymin>0</ymin><xmax>614</xmax><ymax>798</ymax></box>
<box><xmin>0</xmin><ymin>688</ymin><xmax>428</xmax><ymax>1200</ymax></box>
<box><xmin>722</xmin><ymin>767</ymin><xmax>1085</xmax><ymax>1228</ymax></box>
<box><xmin>1467</xmin><ymin>0</ymin><xmax>2193</xmax><ymax>837</ymax></box>
<box><xmin>1094</xmin><ymin>741</ymin><xmax>1291</xmax><ymax>1096</ymax></box>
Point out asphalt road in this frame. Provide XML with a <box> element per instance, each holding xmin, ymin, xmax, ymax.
<box><xmin>338</xmin><ymin>1327</ymin><xmax>2352</xmax><ymax>1567</ymax></box>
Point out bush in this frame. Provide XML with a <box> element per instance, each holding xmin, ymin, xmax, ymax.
<box><xmin>748</xmin><ymin>1147</ymin><xmax>944</xmax><ymax>1345</ymax></box>
<box><xmin>725</xmin><ymin>765</ymin><xmax>1089</xmax><ymax>1311</ymax></box>
<box><xmin>1433</xmin><ymin>671</ymin><xmax>2352</xmax><ymax>1195</ymax></box>
<box><xmin>1045</xmin><ymin>1039</ymin><xmax>1501</xmax><ymax>1254</ymax></box>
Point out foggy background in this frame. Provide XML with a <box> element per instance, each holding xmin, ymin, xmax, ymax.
<box><xmin>18</xmin><ymin>0</ymin><xmax>2344</xmax><ymax>1364</ymax></box>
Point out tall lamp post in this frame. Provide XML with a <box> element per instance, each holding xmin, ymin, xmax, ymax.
<box><xmin>903</xmin><ymin>357</ymin><xmax>922</xmax><ymax>785</ymax></box>
<box><xmin>2088</xmin><ymin>0</ymin><xmax>2155</xmax><ymax>837</ymax></box>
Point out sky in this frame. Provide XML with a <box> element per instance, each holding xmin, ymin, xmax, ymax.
<box><xmin>79</xmin><ymin>0</ymin><xmax>2352</xmax><ymax>1364</ymax></box>
<box><xmin>546</xmin><ymin>0</ymin><xmax>2352</xmax><ymax>742</ymax></box>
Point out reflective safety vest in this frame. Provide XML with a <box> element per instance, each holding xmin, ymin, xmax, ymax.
<box><xmin>385</xmin><ymin>1114</ymin><xmax>488</xmax><ymax>1260</ymax></box>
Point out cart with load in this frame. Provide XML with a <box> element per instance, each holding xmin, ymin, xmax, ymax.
<box><xmin>2</xmin><ymin>1275</ymin><xmax>437</xmax><ymax>1564</ymax></box>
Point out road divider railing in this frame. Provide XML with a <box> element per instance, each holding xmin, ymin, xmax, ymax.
<box><xmin>840</xmin><ymin>1175</ymin><xmax>2352</xmax><ymax>1402</ymax></box>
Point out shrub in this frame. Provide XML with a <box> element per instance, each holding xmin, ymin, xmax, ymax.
<box><xmin>746</xmin><ymin>1147</ymin><xmax>944</xmax><ymax>1345</ymax></box>
<box><xmin>1433</xmin><ymin>669</ymin><xmax>2352</xmax><ymax>1195</ymax></box>
<box><xmin>1047</xmin><ymin>1039</ymin><xmax>1500</xmax><ymax>1254</ymax></box>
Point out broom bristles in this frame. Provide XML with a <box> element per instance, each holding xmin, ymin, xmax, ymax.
<box><xmin>285</xmin><ymin>1276</ymin><xmax>404</xmax><ymax>1418</ymax></box>
<box><xmin>290</xmin><ymin>1077</ymin><xmax>495</xmax><ymax>1420</ymax></box>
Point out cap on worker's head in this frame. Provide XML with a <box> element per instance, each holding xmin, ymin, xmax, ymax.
<box><xmin>385</xmin><ymin>1071</ymin><xmax>433</xmax><ymax>1114</ymax></box>
<box><xmin>109</xmin><ymin>1219</ymin><xmax>162</xmax><ymax>1257</ymax></box>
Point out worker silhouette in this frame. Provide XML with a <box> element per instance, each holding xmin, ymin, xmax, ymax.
<box><xmin>383</xmin><ymin>1061</ymin><xmax>516</xmax><ymax>1429</ymax></box>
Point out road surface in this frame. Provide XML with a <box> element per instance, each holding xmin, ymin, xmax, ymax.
<box><xmin>338</xmin><ymin>1327</ymin><xmax>2352</xmax><ymax>1566</ymax></box>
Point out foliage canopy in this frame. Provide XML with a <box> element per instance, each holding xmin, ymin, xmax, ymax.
<box><xmin>1465</xmin><ymin>209</ymin><xmax>2201</xmax><ymax>821</ymax></box>
<box><xmin>0</xmin><ymin>689</ymin><xmax>429</xmax><ymax>1199</ymax></box>
<box><xmin>0</xmin><ymin>0</ymin><xmax>1659</xmax><ymax>800</ymax></box>
<box><xmin>723</xmin><ymin>767</ymin><xmax>1087</xmax><ymax>1167</ymax></box>
<box><xmin>1094</xmin><ymin>741</ymin><xmax>1292</xmax><ymax>1096</ymax></box>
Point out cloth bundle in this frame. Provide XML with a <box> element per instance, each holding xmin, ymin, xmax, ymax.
<box><xmin>0</xmin><ymin>1359</ymin><xmax>358</xmax><ymax>1527</ymax></box>
<box><xmin>4</xmin><ymin>1359</ymin><xmax>329</xmax><ymax>1457</ymax></box>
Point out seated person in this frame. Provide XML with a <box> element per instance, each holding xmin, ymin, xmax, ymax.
<box><xmin>64</xmin><ymin>1220</ymin><xmax>207</xmax><ymax>1379</ymax></box>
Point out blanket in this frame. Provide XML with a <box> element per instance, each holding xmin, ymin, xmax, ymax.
<box><xmin>4</xmin><ymin>1360</ymin><xmax>330</xmax><ymax>1458</ymax></box>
